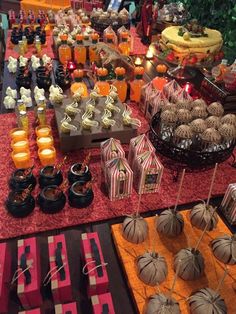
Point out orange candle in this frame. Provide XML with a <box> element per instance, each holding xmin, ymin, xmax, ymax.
<box><xmin>10</xmin><ymin>128</ymin><xmax>27</xmax><ymax>141</ymax></box>
<box><xmin>38</xmin><ymin>146</ymin><xmax>56</xmax><ymax>166</ymax></box>
<box><xmin>12</xmin><ymin>150</ymin><xmax>32</xmax><ymax>169</ymax></box>
<box><xmin>37</xmin><ymin>136</ymin><xmax>54</xmax><ymax>149</ymax></box>
<box><xmin>11</xmin><ymin>139</ymin><xmax>29</xmax><ymax>153</ymax></box>
<box><xmin>36</xmin><ymin>125</ymin><xmax>52</xmax><ymax>138</ymax></box>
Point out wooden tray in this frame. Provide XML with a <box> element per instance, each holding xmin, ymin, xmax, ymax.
<box><xmin>111</xmin><ymin>211</ymin><xmax>236</xmax><ymax>314</ymax></box>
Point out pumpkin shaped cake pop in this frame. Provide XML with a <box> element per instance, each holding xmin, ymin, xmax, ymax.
<box><xmin>145</xmin><ymin>294</ymin><xmax>180</xmax><ymax>314</ymax></box>
<box><xmin>156</xmin><ymin>209</ymin><xmax>184</xmax><ymax>237</ymax></box>
<box><xmin>122</xmin><ymin>213</ymin><xmax>148</xmax><ymax>244</ymax></box>
<box><xmin>211</xmin><ymin>234</ymin><xmax>236</xmax><ymax>265</ymax></box>
<box><xmin>137</xmin><ymin>251</ymin><xmax>168</xmax><ymax>286</ymax></box>
<box><xmin>190</xmin><ymin>202</ymin><xmax>218</xmax><ymax>231</ymax></box>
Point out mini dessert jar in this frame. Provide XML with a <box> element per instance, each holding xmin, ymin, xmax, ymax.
<box><xmin>39</xmin><ymin>165</ymin><xmax>63</xmax><ymax>188</ymax></box>
<box><xmin>9</xmin><ymin>168</ymin><xmax>36</xmax><ymax>191</ymax></box>
<box><xmin>68</xmin><ymin>181</ymin><xmax>94</xmax><ymax>208</ymax></box>
<box><xmin>5</xmin><ymin>190</ymin><xmax>35</xmax><ymax>218</ymax></box>
<box><xmin>38</xmin><ymin>185</ymin><xmax>66</xmax><ymax>214</ymax></box>
<box><xmin>68</xmin><ymin>163</ymin><xmax>92</xmax><ymax>184</ymax></box>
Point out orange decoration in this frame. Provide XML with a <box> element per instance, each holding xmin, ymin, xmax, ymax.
<box><xmin>115</xmin><ymin>67</ymin><xmax>126</xmax><ymax>76</ymax></box>
<box><xmin>156</xmin><ymin>64</ymin><xmax>168</xmax><ymax>74</ymax></box>
<box><xmin>134</xmin><ymin>66</ymin><xmax>145</xmax><ymax>75</ymax></box>
<box><xmin>60</xmin><ymin>34</ymin><xmax>68</xmax><ymax>41</ymax></box>
<box><xmin>97</xmin><ymin>67</ymin><xmax>108</xmax><ymax>77</ymax></box>
<box><xmin>91</xmin><ymin>33</ymin><xmax>99</xmax><ymax>41</ymax></box>
<box><xmin>73</xmin><ymin>69</ymin><xmax>84</xmax><ymax>78</ymax></box>
<box><xmin>121</xmin><ymin>31</ymin><xmax>129</xmax><ymax>39</ymax></box>
<box><xmin>76</xmin><ymin>34</ymin><xmax>84</xmax><ymax>41</ymax></box>
<box><xmin>105</xmin><ymin>33</ymin><xmax>114</xmax><ymax>40</ymax></box>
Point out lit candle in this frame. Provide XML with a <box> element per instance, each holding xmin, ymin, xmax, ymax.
<box><xmin>67</xmin><ymin>61</ymin><xmax>76</xmax><ymax>72</ymax></box>
<box><xmin>37</xmin><ymin>136</ymin><xmax>54</xmax><ymax>149</ymax></box>
<box><xmin>38</xmin><ymin>146</ymin><xmax>56</xmax><ymax>166</ymax></box>
<box><xmin>10</xmin><ymin>128</ymin><xmax>27</xmax><ymax>141</ymax></box>
<box><xmin>134</xmin><ymin>57</ymin><xmax>142</xmax><ymax>66</ymax></box>
<box><xmin>146</xmin><ymin>49</ymin><xmax>154</xmax><ymax>60</ymax></box>
<box><xmin>11</xmin><ymin>139</ymin><xmax>29</xmax><ymax>153</ymax></box>
<box><xmin>36</xmin><ymin>125</ymin><xmax>52</xmax><ymax>138</ymax></box>
<box><xmin>12</xmin><ymin>150</ymin><xmax>32</xmax><ymax>169</ymax></box>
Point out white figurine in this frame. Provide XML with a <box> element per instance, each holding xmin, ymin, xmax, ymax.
<box><xmin>7</xmin><ymin>57</ymin><xmax>17</xmax><ymax>73</ymax></box>
<box><xmin>20</xmin><ymin>87</ymin><xmax>31</xmax><ymax>97</ymax></box>
<box><xmin>42</xmin><ymin>54</ymin><xmax>52</xmax><ymax>66</ymax></box>
<box><xmin>21</xmin><ymin>95</ymin><xmax>32</xmax><ymax>108</ymax></box>
<box><xmin>19</xmin><ymin>56</ymin><xmax>28</xmax><ymax>67</ymax></box>
<box><xmin>3</xmin><ymin>96</ymin><xmax>16</xmax><ymax>109</ymax></box>
<box><xmin>6</xmin><ymin>87</ymin><xmax>17</xmax><ymax>99</ymax></box>
<box><xmin>34</xmin><ymin>86</ymin><xmax>45</xmax><ymax>96</ymax></box>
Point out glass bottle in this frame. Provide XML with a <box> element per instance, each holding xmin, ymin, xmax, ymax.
<box><xmin>58</xmin><ymin>34</ymin><xmax>72</xmax><ymax>65</ymax></box>
<box><xmin>112</xmin><ymin>67</ymin><xmax>127</xmax><ymax>102</ymax></box>
<box><xmin>18</xmin><ymin>40</ymin><xmax>25</xmax><ymax>56</ymax></box>
<box><xmin>35</xmin><ymin>39</ymin><xmax>42</xmax><ymax>57</ymax></box>
<box><xmin>118</xmin><ymin>31</ymin><xmax>130</xmax><ymax>56</ymax></box>
<box><xmin>89</xmin><ymin>33</ymin><xmax>99</xmax><ymax>64</ymax></box>
<box><xmin>16</xmin><ymin>99</ymin><xmax>26</xmax><ymax>114</ymax></box>
<box><xmin>19</xmin><ymin>110</ymin><xmax>29</xmax><ymax>131</ymax></box>
<box><xmin>130</xmin><ymin>66</ymin><xmax>145</xmax><ymax>103</ymax></box>
<box><xmin>70</xmin><ymin>69</ymin><xmax>88</xmax><ymax>96</ymax></box>
<box><xmin>22</xmin><ymin>35</ymin><xmax>28</xmax><ymax>53</ymax></box>
<box><xmin>94</xmin><ymin>68</ymin><xmax>110</xmax><ymax>96</ymax></box>
<box><xmin>37</xmin><ymin>95</ymin><xmax>46</xmax><ymax>110</ymax></box>
<box><xmin>37</xmin><ymin>107</ymin><xmax>47</xmax><ymax>125</ymax></box>
<box><xmin>74</xmin><ymin>34</ymin><xmax>86</xmax><ymax>66</ymax></box>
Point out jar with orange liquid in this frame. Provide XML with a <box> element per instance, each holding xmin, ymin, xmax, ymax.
<box><xmin>89</xmin><ymin>33</ymin><xmax>99</xmax><ymax>63</ymax></box>
<box><xmin>130</xmin><ymin>66</ymin><xmax>145</xmax><ymax>103</ymax></box>
<box><xmin>94</xmin><ymin>68</ymin><xmax>110</xmax><ymax>96</ymax></box>
<box><xmin>74</xmin><ymin>34</ymin><xmax>86</xmax><ymax>66</ymax></box>
<box><xmin>118</xmin><ymin>31</ymin><xmax>130</xmax><ymax>56</ymax></box>
<box><xmin>112</xmin><ymin>67</ymin><xmax>127</xmax><ymax>102</ymax></box>
<box><xmin>58</xmin><ymin>34</ymin><xmax>72</xmax><ymax>65</ymax></box>
<box><xmin>70</xmin><ymin>69</ymin><xmax>88</xmax><ymax>96</ymax></box>
<box><xmin>152</xmin><ymin>64</ymin><xmax>168</xmax><ymax>91</ymax></box>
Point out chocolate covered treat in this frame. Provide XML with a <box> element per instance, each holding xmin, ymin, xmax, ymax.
<box><xmin>211</xmin><ymin>234</ymin><xmax>236</xmax><ymax>265</ymax></box>
<box><xmin>145</xmin><ymin>294</ymin><xmax>180</xmax><ymax>314</ymax></box>
<box><xmin>190</xmin><ymin>202</ymin><xmax>218</xmax><ymax>231</ymax></box>
<box><xmin>122</xmin><ymin>214</ymin><xmax>148</xmax><ymax>244</ymax></box>
<box><xmin>156</xmin><ymin>209</ymin><xmax>184</xmax><ymax>237</ymax></box>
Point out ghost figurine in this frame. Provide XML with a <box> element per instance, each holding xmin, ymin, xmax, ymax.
<box><xmin>7</xmin><ymin>57</ymin><xmax>17</xmax><ymax>73</ymax></box>
<box><xmin>34</xmin><ymin>86</ymin><xmax>45</xmax><ymax>96</ymax></box>
<box><xmin>21</xmin><ymin>95</ymin><xmax>32</xmax><ymax>108</ymax></box>
<box><xmin>6</xmin><ymin>87</ymin><xmax>17</xmax><ymax>99</ymax></box>
<box><xmin>19</xmin><ymin>56</ymin><xmax>28</xmax><ymax>67</ymax></box>
<box><xmin>42</xmin><ymin>54</ymin><xmax>52</xmax><ymax>66</ymax></box>
<box><xmin>49</xmin><ymin>85</ymin><xmax>64</xmax><ymax>104</ymax></box>
<box><xmin>4</xmin><ymin>96</ymin><xmax>16</xmax><ymax>109</ymax></box>
<box><xmin>20</xmin><ymin>87</ymin><xmax>31</xmax><ymax>97</ymax></box>
<box><xmin>32</xmin><ymin>59</ymin><xmax>41</xmax><ymax>71</ymax></box>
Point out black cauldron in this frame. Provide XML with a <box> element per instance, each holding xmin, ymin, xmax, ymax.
<box><xmin>9</xmin><ymin>168</ymin><xmax>36</xmax><ymax>191</ymax></box>
<box><xmin>39</xmin><ymin>166</ymin><xmax>63</xmax><ymax>188</ymax></box>
<box><xmin>68</xmin><ymin>181</ymin><xmax>94</xmax><ymax>208</ymax></box>
<box><xmin>6</xmin><ymin>191</ymin><xmax>35</xmax><ymax>218</ymax></box>
<box><xmin>68</xmin><ymin>163</ymin><xmax>92</xmax><ymax>184</ymax></box>
<box><xmin>38</xmin><ymin>185</ymin><xmax>66</xmax><ymax>214</ymax></box>
<box><xmin>55</xmin><ymin>72</ymin><xmax>72</xmax><ymax>90</ymax></box>
<box><xmin>36</xmin><ymin>72</ymin><xmax>52</xmax><ymax>90</ymax></box>
<box><xmin>16</xmin><ymin>74</ymin><xmax>31</xmax><ymax>89</ymax></box>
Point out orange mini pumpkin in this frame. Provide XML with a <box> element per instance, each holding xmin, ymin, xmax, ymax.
<box><xmin>76</xmin><ymin>34</ymin><xmax>84</xmax><ymax>41</ymax></box>
<box><xmin>73</xmin><ymin>69</ymin><xmax>84</xmax><ymax>78</ymax></box>
<box><xmin>91</xmin><ymin>33</ymin><xmax>99</xmax><ymax>40</ymax></box>
<box><xmin>156</xmin><ymin>64</ymin><xmax>168</xmax><ymax>74</ymax></box>
<box><xmin>121</xmin><ymin>31</ymin><xmax>129</xmax><ymax>39</ymax></box>
<box><xmin>60</xmin><ymin>34</ymin><xmax>68</xmax><ymax>41</ymax></box>
<box><xmin>105</xmin><ymin>32</ymin><xmax>114</xmax><ymax>40</ymax></box>
<box><xmin>115</xmin><ymin>67</ymin><xmax>126</xmax><ymax>76</ymax></box>
<box><xmin>97</xmin><ymin>67</ymin><xmax>108</xmax><ymax>77</ymax></box>
<box><xmin>134</xmin><ymin>66</ymin><xmax>145</xmax><ymax>75</ymax></box>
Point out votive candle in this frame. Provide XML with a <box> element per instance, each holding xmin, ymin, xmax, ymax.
<box><xmin>12</xmin><ymin>150</ymin><xmax>32</xmax><ymax>169</ymax></box>
<box><xmin>36</xmin><ymin>125</ymin><xmax>52</xmax><ymax>138</ymax></box>
<box><xmin>38</xmin><ymin>146</ymin><xmax>56</xmax><ymax>166</ymax></box>
<box><xmin>11</xmin><ymin>139</ymin><xmax>29</xmax><ymax>153</ymax></box>
<box><xmin>10</xmin><ymin>128</ymin><xmax>27</xmax><ymax>141</ymax></box>
<box><xmin>37</xmin><ymin>136</ymin><xmax>54</xmax><ymax>149</ymax></box>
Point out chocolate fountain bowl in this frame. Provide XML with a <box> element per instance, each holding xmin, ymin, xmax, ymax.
<box><xmin>38</xmin><ymin>185</ymin><xmax>66</xmax><ymax>214</ymax></box>
<box><xmin>68</xmin><ymin>181</ymin><xmax>94</xmax><ymax>208</ymax></box>
<box><xmin>39</xmin><ymin>165</ymin><xmax>63</xmax><ymax>188</ymax></box>
<box><xmin>9</xmin><ymin>168</ymin><xmax>37</xmax><ymax>191</ymax></box>
<box><xmin>6</xmin><ymin>190</ymin><xmax>35</xmax><ymax>218</ymax></box>
<box><xmin>68</xmin><ymin>163</ymin><xmax>92</xmax><ymax>184</ymax></box>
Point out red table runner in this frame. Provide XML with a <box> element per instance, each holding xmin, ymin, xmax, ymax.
<box><xmin>0</xmin><ymin>106</ymin><xmax>235</xmax><ymax>240</ymax></box>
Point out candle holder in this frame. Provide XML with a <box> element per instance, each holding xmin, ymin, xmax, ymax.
<box><xmin>9</xmin><ymin>168</ymin><xmax>36</xmax><ymax>191</ymax></box>
<box><xmin>134</xmin><ymin>56</ymin><xmax>143</xmax><ymax>66</ymax></box>
<box><xmin>68</xmin><ymin>163</ymin><xmax>92</xmax><ymax>184</ymax></box>
<box><xmin>11</xmin><ymin>139</ymin><xmax>29</xmax><ymax>153</ymax></box>
<box><xmin>38</xmin><ymin>185</ymin><xmax>66</xmax><ymax>214</ymax></box>
<box><xmin>36</xmin><ymin>136</ymin><xmax>54</xmax><ymax>149</ymax></box>
<box><xmin>39</xmin><ymin>165</ymin><xmax>63</xmax><ymax>188</ymax></box>
<box><xmin>5</xmin><ymin>190</ymin><xmax>35</xmax><ymax>218</ymax></box>
<box><xmin>35</xmin><ymin>125</ymin><xmax>52</xmax><ymax>138</ymax></box>
<box><xmin>10</xmin><ymin>128</ymin><xmax>27</xmax><ymax>142</ymax></box>
<box><xmin>11</xmin><ymin>150</ymin><xmax>32</xmax><ymax>169</ymax></box>
<box><xmin>68</xmin><ymin>181</ymin><xmax>94</xmax><ymax>208</ymax></box>
<box><xmin>38</xmin><ymin>146</ymin><xmax>56</xmax><ymax>166</ymax></box>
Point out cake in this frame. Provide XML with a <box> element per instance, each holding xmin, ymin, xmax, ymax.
<box><xmin>122</xmin><ymin>214</ymin><xmax>148</xmax><ymax>244</ymax></box>
<box><xmin>160</xmin><ymin>20</ymin><xmax>223</xmax><ymax>63</ymax></box>
<box><xmin>145</xmin><ymin>294</ymin><xmax>180</xmax><ymax>314</ymax></box>
<box><xmin>211</xmin><ymin>234</ymin><xmax>236</xmax><ymax>265</ymax></box>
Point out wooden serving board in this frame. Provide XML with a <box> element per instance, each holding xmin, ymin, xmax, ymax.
<box><xmin>111</xmin><ymin>211</ymin><xmax>236</xmax><ymax>314</ymax></box>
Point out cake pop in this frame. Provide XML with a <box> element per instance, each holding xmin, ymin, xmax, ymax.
<box><xmin>176</xmin><ymin>109</ymin><xmax>192</xmax><ymax>123</ymax></box>
<box><xmin>219</xmin><ymin>123</ymin><xmax>236</xmax><ymax>141</ymax></box>
<box><xmin>145</xmin><ymin>294</ymin><xmax>180</xmax><ymax>314</ymax></box>
<box><xmin>122</xmin><ymin>213</ymin><xmax>148</xmax><ymax>244</ymax></box>
<box><xmin>207</xmin><ymin>102</ymin><xmax>224</xmax><ymax>117</ymax></box>
<box><xmin>205</xmin><ymin>116</ymin><xmax>221</xmax><ymax>129</ymax></box>
<box><xmin>211</xmin><ymin>234</ymin><xmax>236</xmax><ymax>265</ymax></box>
<box><xmin>173</xmin><ymin>125</ymin><xmax>193</xmax><ymax>149</ymax></box>
<box><xmin>190</xmin><ymin>119</ymin><xmax>207</xmax><ymax>134</ymax></box>
<box><xmin>191</xmin><ymin>106</ymin><xmax>208</xmax><ymax>119</ymax></box>
<box><xmin>191</xmin><ymin>98</ymin><xmax>207</xmax><ymax>110</ymax></box>
<box><xmin>221</xmin><ymin>113</ymin><xmax>236</xmax><ymax>126</ymax></box>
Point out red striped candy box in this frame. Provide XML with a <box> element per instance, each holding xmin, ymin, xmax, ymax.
<box><xmin>133</xmin><ymin>151</ymin><xmax>164</xmax><ymax>194</ymax></box>
<box><xmin>105</xmin><ymin>157</ymin><xmax>133</xmax><ymax>201</ymax></box>
<box><xmin>54</xmin><ymin>302</ymin><xmax>78</xmax><ymax>314</ymax></box>
<box><xmin>0</xmin><ymin>243</ymin><xmax>11</xmax><ymax>314</ymax></box>
<box><xmin>81</xmin><ymin>232</ymin><xmax>109</xmax><ymax>296</ymax></box>
<box><xmin>48</xmin><ymin>235</ymin><xmax>72</xmax><ymax>304</ymax></box>
<box><xmin>17</xmin><ymin>238</ymin><xmax>42</xmax><ymax>309</ymax></box>
<box><xmin>221</xmin><ymin>183</ymin><xmax>236</xmax><ymax>224</ymax></box>
<box><xmin>101</xmin><ymin>138</ymin><xmax>125</xmax><ymax>173</ymax></box>
<box><xmin>128</xmin><ymin>134</ymin><xmax>155</xmax><ymax>169</ymax></box>
<box><xmin>91</xmin><ymin>293</ymin><xmax>115</xmax><ymax>314</ymax></box>
<box><xmin>18</xmin><ymin>309</ymin><xmax>41</xmax><ymax>314</ymax></box>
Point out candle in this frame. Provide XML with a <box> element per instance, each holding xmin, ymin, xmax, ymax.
<box><xmin>38</xmin><ymin>146</ymin><xmax>56</xmax><ymax>166</ymax></box>
<box><xmin>11</xmin><ymin>139</ymin><xmax>29</xmax><ymax>153</ymax></box>
<box><xmin>10</xmin><ymin>128</ymin><xmax>27</xmax><ymax>141</ymax></box>
<box><xmin>146</xmin><ymin>49</ymin><xmax>154</xmax><ymax>60</ymax></box>
<box><xmin>37</xmin><ymin>136</ymin><xmax>54</xmax><ymax>149</ymax></box>
<box><xmin>36</xmin><ymin>125</ymin><xmax>52</xmax><ymax>138</ymax></box>
<box><xmin>12</xmin><ymin>150</ymin><xmax>32</xmax><ymax>169</ymax></box>
<box><xmin>134</xmin><ymin>57</ymin><xmax>142</xmax><ymax>66</ymax></box>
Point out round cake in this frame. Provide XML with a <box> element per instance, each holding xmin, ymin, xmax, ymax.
<box><xmin>160</xmin><ymin>20</ymin><xmax>223</xmax><ymax>64</ymax></box>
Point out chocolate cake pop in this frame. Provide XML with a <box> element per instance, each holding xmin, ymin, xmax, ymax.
<box><xmin>174</xmin><ymin>248</ymin><xmax>205</xmax><ymax>281</ymax></box>
<box><xmin>156</xmin><ymin>209</ymin><xmax>184</xmax><ymax>237</ymax></box>
<box><xmin>205</xmin><ymin>116</ymin><xmax>221</xmax><ymax>129</ymax></box>
<box><xmin>177</xmin><ymin>109</ymin><xmax>192</xmax><ymax>123</ymax></box>
<box><xmin>192</xmin><ymin>106</ymin><xmax>208</xmax><ymax>119</ymax></box>
<box><xmin>145</xmin><ymin>294</ymin><xmax>180</xmax><ymax>314</ymax></box>
<box><xmin>190</xmin><ymin>202</ymin><xmax>218</xmax><ymax>231</ymax></box>
<box><xmin>191</xmin><ymin>99</ymin><xmax>207</xmax><ymax>110</ymax></box>
<box><xmin>200</xmin><ymin>128</ymin><xmax>221</xmax><ymax>149</ymax></box>
<box><xmin>188</xmin><ymin>288</ymin><xmax>227</xmax><ymax>314</ymax></box>
<box><xmin>161</xmin><ymin>109</ymin><xmax>178</xmax><ymax>124</ymax></box>
<box><xmin>137</xmin><ymin>252</ymin><xmax>168</xmax><ymax>285</ymax></box>
<box><xmin>207</xmin><ymin>102</ymin><xmax>224</xmax><ymax>117</ymax></box>
<box><xmin>211</xmin><ymin>234</ymin><xmax>236</xmax><ymax>265</ymax></box>
<box><xmin>122</xmin><ymin>214</ymin><xmax>148</xmax><ymax>244</ymax></box>
<box><xmin>190</xmin><ymin>119</ymin><xmax>207</xmax><ymax>134</ymax></box>
<box><xmin>219</xmin><ymin>123</ymin><xmax>236</xmax><ymax>141</ymax></box>
<box><xmin>221</xmin><ymin>113</ymin><xmax>236</xmax><ymax>126</ymax></box>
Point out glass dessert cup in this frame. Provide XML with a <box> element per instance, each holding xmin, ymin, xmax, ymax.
<box><xmin>68</xmin><ymin>163</ymin><xmax>92</xmax><ymax>184</ymax></box>
<box><xmin>68</xmin><ymin>181</ymin><xmax>94</xmax><ymax>208</ymax></box>
<box><xmin>38</xmin><ymin>185</ymin><xmax>66</xmax><ymax>214</ymax></box>
<box><xmin>9</xmin><ymin>168</ymin><xmax>36</xmax><ymax>191</ymax></box>
<box><xmin>39</xmin><ymin>165</ymin><xmax>63</xmax><ymax>188</ymax></box>
<box><xmin>5</xmin><ymin>190</ymin><xmax>35</xmax><ymax>218</ymax></box>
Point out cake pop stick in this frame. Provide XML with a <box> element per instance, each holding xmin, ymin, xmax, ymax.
<box><xmin>173</xmin><ymin>169</ymin><xmax>186</xmax><ymax>212</ymax></box>
<box><xmin>206</xmin><ymin>163</ymin><xmax>218</xmax><ymax>206</ymax></box>
<box><xmin>169</xmin><ymin>260</ymin><xmax>180</xmax><ymax>299</ymax></box>
<box><xmin>215</xmin><ymin>267</ymin><xmax>229</xmax><ymax>294</ymax></box>
<box><xmin>194</xmin><ymin>207</ymin><xmax>217</xmax><ymax>251</ymax></box>
<box><xmin>136</xmin><ymin>192</ymin><xmax>142</xmax><ymax>216</ymax></box>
